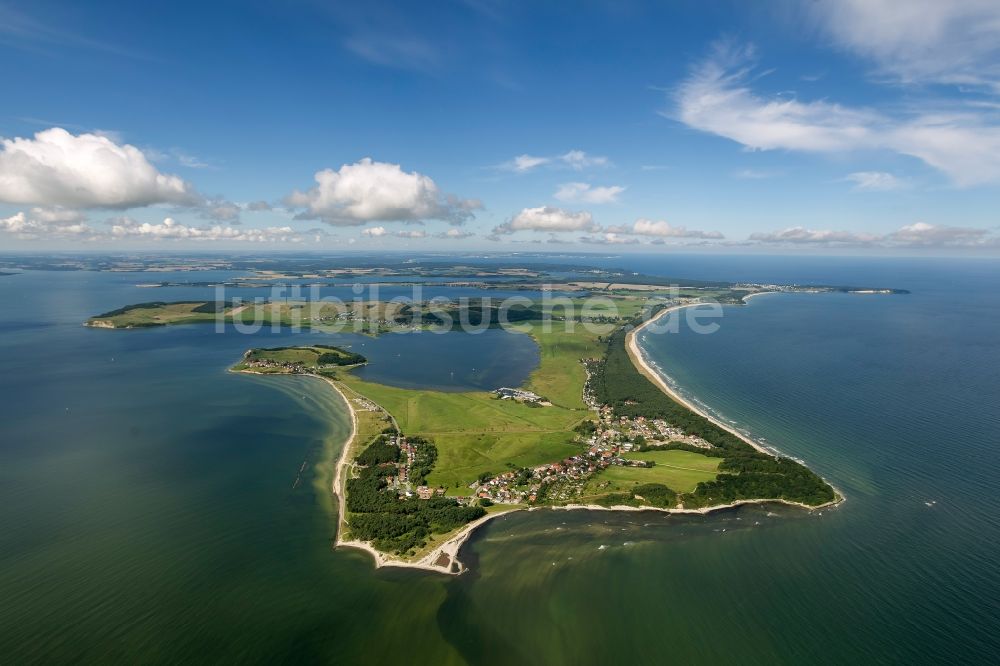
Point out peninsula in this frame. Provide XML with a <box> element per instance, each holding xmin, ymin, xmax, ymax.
<box><xmin>87</xmin><ymin>283</ymin><xmax>867</xmax><ymax>574</ymax></box>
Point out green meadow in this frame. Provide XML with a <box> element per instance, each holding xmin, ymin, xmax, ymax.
<box><xmin>579</xmin><ymin>450</ymin><xmax>722</xmax><ymax>498</ymax></box>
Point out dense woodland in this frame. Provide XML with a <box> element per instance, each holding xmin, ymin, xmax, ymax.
<box><xmin>590</xmin><ymin>323</ymin><xmax>835</xmax><ymax>507</ymax></box>
<box><xmin>354</xmin><ymin>436</ymin><xmax>399</xmax><ymax>466</ymax></box>
<box><xmin>313</xmin><ymin>344</ymin><xmax>368</xmax><ymax>366</ymax></box>
<box><xmin>346</xmin><ymin>437</ymin><xmax>484</xmax><ymax>555</ymax></box>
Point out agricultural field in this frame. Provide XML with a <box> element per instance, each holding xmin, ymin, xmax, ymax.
<box><xmin>228</xmin><ymin>300</ymin><xmax>416</xmax><ymax>333</ymax></box>
<box><xmin>86</xmin><ymin>301</ymin><xmax>222</xmax><ymax>328</ymax></box>
<box><xmin>580</xmin><ymin>450</ymin><xmax>722</xmax><ymax>498</ymax></box>
<box><xmin>519</xmin><ymin>321</ymin><xmax>605</xmax><ymax>409</ymax></box>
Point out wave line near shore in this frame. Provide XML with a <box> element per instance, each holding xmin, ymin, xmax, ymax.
<box><xmin>625</xmin><ymin>299</ymin><xmax>844</xmax><ymax>507</ymax></box>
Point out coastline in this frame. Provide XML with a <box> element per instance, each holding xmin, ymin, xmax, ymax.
<box><xmin>312</xmin><ymin>373</ymin><xmax>516</xmax><ymax>575</ymax></box>
<box><xmin>234</xmin><ymin>367</ymin><xmax>496</xmax><ymax>575</ymax></box>
<box><xmin>236</xmin><ymin>295</ymin><xmax>842</xmax><ymax>576</ymax></box>
<box><xmin>625</xmin><ymin>300</ymin><xmax>774</xmax><ymax>456</ymax></box>
<box><xmin>554</xmin><ymin>496</ymin><xmax>837</xmax><ymax>516</ymax></box>
<box><xmin>625</xmin><ymin>298</ymin><xmax>844</xmax><ymax>507</ymax></box>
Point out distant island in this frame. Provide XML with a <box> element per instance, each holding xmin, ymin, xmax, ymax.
<box><xmin>83</xmin><ymin>275</ymin><xmax>878</xmax><ymax>574</ymax></box>
<box><xmin>83</xmin><ymin>268</ymin><xmax>907</xmax><ymax>331</ymax></box>
<box><xmin>232</xmin><ymin>345</ymin><xmax>367</xmax><ymax>375</ymax></box>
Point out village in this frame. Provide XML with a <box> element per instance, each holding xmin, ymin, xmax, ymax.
<box><xmin>466</xmin><ymin>403</ymin><xmax>714</xmax><ymax>505</ymax></box>
<box><xmin>306</xmin><ymin>309</ymin><xmax>403</xmax><ymax>330</ymax></box>
<box><xmin>241</xmin><ymin>357</ymin><xmax>313</xmax><ymax>373</ymax></box>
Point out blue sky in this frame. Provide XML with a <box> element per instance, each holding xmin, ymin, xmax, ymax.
<box><xmin>1</xmin><ymin>0</ymin><xmax>999</xmax><ymax>254</ymax></box>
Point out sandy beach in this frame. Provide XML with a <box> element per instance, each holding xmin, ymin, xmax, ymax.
<box><xmin>315</xmin><ymin>375</ymin><xmax>519</xmax><ymax>575</ymax></box>
<box><xmin>626</xmin><ymin>298</ymin><xmax>843</xmax><ymax>505</ymax></box>
<box><xmin>234</xmin><ymin>369</ymin><xmax>487</xmax><ymax>575</ymax></box>
<box><xmin>625</xmin><ymin>300</ymin><xmax>775</xmax><ymax>456</ymax></box>
<box><xmin>556</xmin><ymin>495</ymin><xmax>839</xmax><ymax>516</ymax></box>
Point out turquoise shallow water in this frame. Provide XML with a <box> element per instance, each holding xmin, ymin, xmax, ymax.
<box><xmin>1</xmin><ymin>258</ymin><xmax>999</xmax><ymax>664</ymax></box>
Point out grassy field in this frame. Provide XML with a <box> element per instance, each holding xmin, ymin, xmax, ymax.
<box><xmin>428</xmin><ymin>431</ymin><xmax>581</xmax><ymax>493</ymax></box>
<box><xmin>579</xmin><ymin>450</ymin><xmax>722</xmax><ymax>497</ymax></box>
<box><xmin>336</xmin><ymin>375</ymin><xmax>588</xmax><ymax>491</ymax></box>
<box><xmin>519</xmin><ymin>322</ymin><xmax>604</xmax><ymax>409</ymax></box>
<box><xmin>87</xmin><ymin>301</ymin><xmax>220</xmax><ymax>327</ymax></box>
<box><xmin>350</xmin><ymin>406</ymin><xmax>390</xmax><ymax>452</ymax></box>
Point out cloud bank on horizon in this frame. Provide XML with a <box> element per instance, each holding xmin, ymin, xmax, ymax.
<box><xmin>1</xmin><ymin>0</ymin><xmax>999</xmax><ymax>252</ymax></box>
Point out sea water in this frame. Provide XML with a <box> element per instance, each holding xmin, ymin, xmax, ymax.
<box><xmin>1</xmin><ymin>257</ymin><xmax>998</xmax><ymax>663</ymax></box>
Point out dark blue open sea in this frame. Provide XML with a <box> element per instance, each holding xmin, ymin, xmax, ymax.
<box><xmin>1</xmin><ymin>255</ymin><xmax>998</xmax><ymax>664</ymax></box>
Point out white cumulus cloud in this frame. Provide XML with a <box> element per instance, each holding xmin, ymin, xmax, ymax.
<box><xmin>627</xmin><ymin>218</ymin><xmax>724</xmax><ymax>239</ymax></box>
<box><xmin>26</xmin><ymin>206</ymin><xmax>87</xmax><ymax>225</ymax></box>
<box><xmin>493</xmin><ymin>206</ymin><xmax>599</xmax><ymax>234</ymax></box>
<box><xmin>554</xmin><ymin>182</ymin><xmax>625</xmax><ymax>204</ymax></box>
<box><xmin>1</xmin><ymin>209</ymin><xmax>324</xmax><ymax>244</ymax></box>
<box><xmin>361</xmin><ymin>226</ymin><xmax>387</xmax><ymax>237</ymax></box>
<box><xmin>0</xmin><ymin>128</ymin><xmax>197</xmax><ymax>208</ymax></box>
<box><xmin>0</xmin><ymin>208</ymin><xmax>92</xmax><ymax>239</ymax></box>
<box><xmin>437</xmin><ymin>228</ymin><xmax>474</xmax><ymax>239</ymax></box>
<box><xmin>884</xmin><ymin>222</ymin><xmax>991</xmax><ymax>246</ymax></box>
<box><xmin>579</xmin><ymin>232</ymin><xmax>639</xmax><ymax>245</ymax></box>
<box><xmin>286</xmin><ymin>158</ymin><xmax>481</xmax><ymax>225</ymax></box>
<box><xmin>109</xmin><ymin>217</ymin><xmax>312</xmax><ymax>243</ymax></box>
